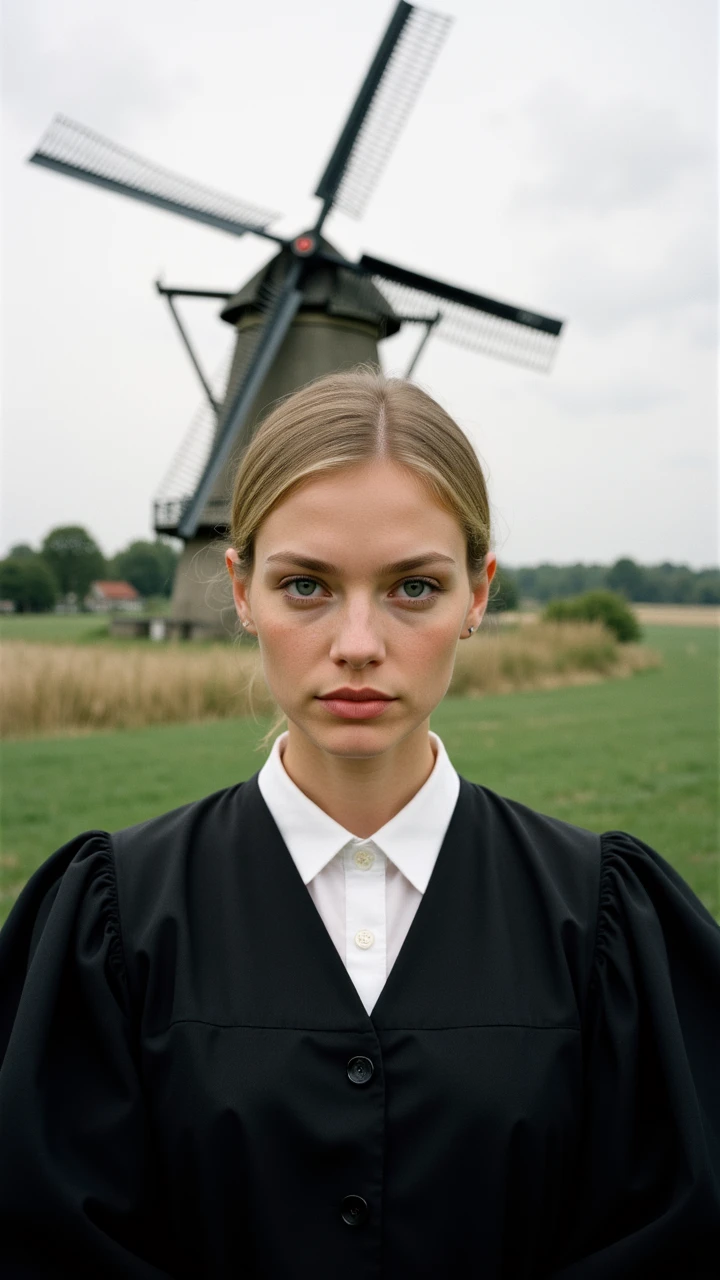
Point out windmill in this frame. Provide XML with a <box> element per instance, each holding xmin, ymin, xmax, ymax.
<box><xmin>28</xmin><ymin>1</ymin><xmax>564</xmax><ymax>636</ymax></box>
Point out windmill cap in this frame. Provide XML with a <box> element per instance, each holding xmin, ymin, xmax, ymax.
<box><xmin>220</xmin><ymin>235</ymin><xmax>401</xmax><ymax>338</ymax></box>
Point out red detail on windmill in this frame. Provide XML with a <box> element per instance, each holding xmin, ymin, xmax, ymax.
<box><xmin>294</xmin><ymin>235</ymin><xmax>315</xmax><ymax>255</ymax></box>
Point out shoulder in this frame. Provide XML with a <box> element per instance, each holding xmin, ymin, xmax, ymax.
<box><xmin>110</xmin><ymin>775</ymin><xmax>258</xmax><ymax>874</ymax></box>
<box><xmin>458</xmin><ymin>775</ymin><xmax>602</xmax><ymax>875</ymax></box>
<box><xmin>107</xmin><ymin>776</ymin><xmax>267</xmax><ymax>934</ymax></box>
<box><xmin>459</xmin><ymin>777</ymin><xmax>720</xmax><ymax>958</ymax></box>
<box><xmin>111</xmin><ymin>779</ymin><xmax>250</xmax><ymax>858</ymax></box>
<box><xmin>454</xmin><ymin>777</ymin><xmax>605</xmax><ymax>958</ymax></box>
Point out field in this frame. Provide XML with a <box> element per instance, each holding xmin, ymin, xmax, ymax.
<box><xmin>1</xmin><ymin>623</ymin><xmax>717</xmax><ymax>925</ymax></box>
<box><xmin>0</xmin><ymin>612</ymin><xmax>116</xmax><ymax>644</ymax></box>
<box><xmin>0</xmin><ymin>608</ymin><xmax>173</xmax><ymax>646</ymax></box>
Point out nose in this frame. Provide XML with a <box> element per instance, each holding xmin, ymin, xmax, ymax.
<box><xmin>328</xmin><ymin>594</ymin><xmax>386</xmax><ymax>669</ymax></box>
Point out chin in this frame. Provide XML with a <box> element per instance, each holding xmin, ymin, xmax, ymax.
<box><xmin>296</xmin><ymin>711</ymin><xmax>424</xmax><ymax>759</ymax></box>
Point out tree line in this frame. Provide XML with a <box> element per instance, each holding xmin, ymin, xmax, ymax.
<box><xmin>502</xmin><ymin>559</ymin><xmax>720</xmax><ymax>606</ymax></box>
<box><xmin>0</xmin><ymin>527</ymin><xmax>181</xmax><ymax>613</ymax></box>
<box><xmin>0</xmin><ymin>527</ymin><xmax>718</xmax><ymax>613</ymax></box>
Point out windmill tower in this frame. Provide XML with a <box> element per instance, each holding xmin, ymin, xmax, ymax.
<box><xmin>28</xmin><ymin>1</ymin><xmax>564</xmax><ymax>637</ymax></box>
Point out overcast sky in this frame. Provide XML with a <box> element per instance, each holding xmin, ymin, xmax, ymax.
<box><xmin>1</xmin><ymin>0</ymin><xmax>717</xmax><ymax>568</ymax></box>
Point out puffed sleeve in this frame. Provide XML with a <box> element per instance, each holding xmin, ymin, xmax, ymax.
<box><xmin>0</xmin><ymin>834</ymin><xmax>175</xmax><ymax>1277</ymax></box>
<box><xmin>551</xmin><ymin>831</ymin><xmax>720</xmax><ymax>1279</ymax></box>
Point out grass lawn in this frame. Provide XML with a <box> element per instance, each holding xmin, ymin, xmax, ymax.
<box><xmin>0</xmin><ymin>601</ymin><xmax>173</xmax><ymax>646</ymax></box>
<box><xmin>1</xmin><ymin>625</ymin><xmax>717</xmax><ymax>925</ymax></box>
<box><xmin>0</xmin><ymin>612</ymin><xmax>115</xmax><ymax>644</ymax></box>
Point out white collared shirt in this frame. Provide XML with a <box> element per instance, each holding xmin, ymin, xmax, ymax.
<box><xmin>257</xmin><ymin>731</ymin><xmax>460</xmax><ymax>1014</ymax></box>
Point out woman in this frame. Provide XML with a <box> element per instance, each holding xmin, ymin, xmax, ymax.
<box><xmin>1</xmin><ymin>369</ymin><xmax>718</xmax><ymax>1278</ymax></box>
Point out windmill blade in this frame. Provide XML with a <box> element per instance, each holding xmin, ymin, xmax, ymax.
<box><xmin>359</xmin><ymin>253</ymin><xmax>564</xmax><ymax>373</ymax></box>
<box><xmin>177</xmin><ymin>263</ymin><xmax>304</xmax><ymax>540</ymax></box>
<box><xmin>314</xmin><ymin>2</ymin><xmax>452</xmax><ymax>225</ymax></box>
<box><xmin>154</xmin><ymin>347</ymin><xmax>235</xmax><ymax>538</ymax></box>
<box><xmin>29</xmin><ymin>115</ymin><xmax>284</xmax><ymax>242</ymax></box>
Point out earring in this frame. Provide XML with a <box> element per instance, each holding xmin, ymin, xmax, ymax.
<box><xmin>467</xmin><ymin>625</ymin><xmax>475</xmax><ymax>635</ymax></box>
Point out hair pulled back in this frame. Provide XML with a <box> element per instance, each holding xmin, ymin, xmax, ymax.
<box><xmin>230</xmin><ymin>366</ymin><xmax>492</xmax><ymax>578</ymax></box>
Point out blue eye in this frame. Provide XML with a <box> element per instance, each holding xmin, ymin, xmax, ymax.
<box><xmin>287</xmin><ymin>578</ymin><xmax>319</xmax><ymax>598</ymax></box>
<box><xmin>399</xmin><ymin>579</ymin><xmax>434</xmax><ymax>600</ymax></box>
<box><xmin>281</xmin><ymin>575</ymin><xmax>439</xmax><ymax>605</ymax></box>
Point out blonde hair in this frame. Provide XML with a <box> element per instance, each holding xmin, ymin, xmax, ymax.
<box><xmin>230</xmin><ymin>366</ymin><xmax>492</xmax><ymax>577</ymax></box>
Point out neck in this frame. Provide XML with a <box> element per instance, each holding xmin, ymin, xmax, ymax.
<box><xmin>280</xmin><ymin>720</ymin><xmax>436</xmax><ymax>837</ymax></box>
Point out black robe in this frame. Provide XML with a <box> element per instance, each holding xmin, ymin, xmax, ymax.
<box><xmin>1</xmin><ymin>774</ymin><xmax>719</xmax><ymax>1278</ymax></box>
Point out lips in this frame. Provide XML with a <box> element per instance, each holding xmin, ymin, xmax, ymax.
<box><xmin>319</xmin><ymin>687</ymin><xmax>393</xmax><ymax>702</ymax></box>
<box><xmin>317</xmin><ymin>687</ymin><xmax>396</xmax><ymax>720</ymax></box>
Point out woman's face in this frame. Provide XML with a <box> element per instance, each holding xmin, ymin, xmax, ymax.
<box><xmin>227</xmin><ymin>459</ymin><xmax>496</xmax><ymax>759</ymax></box>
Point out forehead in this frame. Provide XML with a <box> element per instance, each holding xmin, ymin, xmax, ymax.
<box><xmin>255</xmin><ymin>460</ymin><xmax>465</xmax><ymax>564</ymax></box>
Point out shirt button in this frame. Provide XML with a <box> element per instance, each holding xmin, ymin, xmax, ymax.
<box><xmin>354</xmin><ymin>929</ymin><xmax>375</xmax><ymax>949</ymax></box>
<box><xmin>353</xmin><ymin>847</ymin><xmax>375</xmax><ymax>870</ymax></box>
<box><xmin>341</xmin><ymin>1194</ymin><xmax>369</xmax><ymax>1227</ymax></box>
<box><xmin>347</xmin><ymin>1055</ymin><xmax>374</xmax><ymax>1085</ymax></box>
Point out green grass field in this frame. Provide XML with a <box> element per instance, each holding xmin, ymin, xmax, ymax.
<box><xmin>0</xmin><ymin>612</ymin><xmax>116</xmax><ymax>644</ymax></box>
<box><xmin>0</xmin><ymin>604</ymin><xmax>176</xmax><ymax>647</ymax></box>
<box><xmin>1</xmin><ymin>624</ymin><xmax>717</xmax><ymax>925</ymax></box>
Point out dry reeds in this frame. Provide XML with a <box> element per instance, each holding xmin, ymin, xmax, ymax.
<box><xmin>451</xmin><ymin>619</ymin><xmax>662</xmax><ymax>696</ymax></box>
<box><xmin>1</xmin><ymin>621</ymin><xmax>661</xmax><ymax>739</ymax></box>
<box><xmin>0</xmin><ymin>642</ymin><xmax>273</xmax><ymax>739</ymax></box>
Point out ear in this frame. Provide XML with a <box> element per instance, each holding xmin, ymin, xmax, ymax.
<box><xmin>225</xmin><ymin>548</ymin><xmax>256</xmax><ymax>634</ymax></box>
<box><xmin>463</xmin><ymin>552</ymin><xmax>497</xmax><ymax>637</ymax></box>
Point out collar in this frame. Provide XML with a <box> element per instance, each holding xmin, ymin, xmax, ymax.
<box><xmin>257</xmin><ymin>730</ymin><xmax>460</xmax><ymax>894</ymax></box>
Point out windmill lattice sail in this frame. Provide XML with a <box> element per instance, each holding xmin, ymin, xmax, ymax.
<box><xmin>315</xmin><ymin>2</ymin><xmax>452</xmax><ymax>221</ymax></box>
<box><xmin>30</xmin><ymin>115</ymin><xmax>281</xmax><ymax>238</ymax></box>
<box><xmin>369</xmin><ymin>271</ymin><xmax>561</xmax><ymax>372</ymax></box>
<box><xmin>153</xmin><ymin>345</ymin><xmax>235</xmax><ymax>536</ymax></box>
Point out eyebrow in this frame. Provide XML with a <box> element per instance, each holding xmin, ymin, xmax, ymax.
<box><xmin>264</xmin><ymin>552</ymin><xmax>457</xmax><ymax>575</ymax></box>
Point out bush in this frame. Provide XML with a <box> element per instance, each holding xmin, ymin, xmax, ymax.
<box><xmin>542</xmin><ymin>589</ymin><xmax>641</xmax><ymax>643</ymax></box>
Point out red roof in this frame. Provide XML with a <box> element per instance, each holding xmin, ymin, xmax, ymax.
<box><xmin>92</xmin><ymin>580</ymin><xmax>140</xmax><ymax>601</ymax></box>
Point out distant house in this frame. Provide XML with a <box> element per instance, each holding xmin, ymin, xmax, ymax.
<box><xmin>86</xmin><ymin>580</ymin><xmax>143</xmax><ymax>612</ymax></box>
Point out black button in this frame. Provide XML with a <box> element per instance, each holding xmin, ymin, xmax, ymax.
<box><xmin>347</xmin><ymin>1055</ymin><xmax>374</xmax><ymax>1085</ymax></box>
<box><xmin>341</xmin><ymin>1194</ymin><xmax>369</xmax><ymax>1226</ymax></box>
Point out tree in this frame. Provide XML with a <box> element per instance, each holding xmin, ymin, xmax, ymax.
<box><xmin>509</xmin><ymin>563</ymin><xmax>611</xmax><ymax>602</ymax></box>
<box><xmin>110</xmin><ymin>539</ymin><xmax>180</xmax><ymax>598</ymax></box>
<box><xmin>8</xmin><ymin>543</ymin><xmax>36</xmax><ymax>559</ymax></box>
<box><xmin>605</xmin><ymin>558</ymin><xmax>648</xmax><ymax>601</ymax></box>
<box><xmin>694</xmin><ymin>570</ymin><xmax>720</xmax><ymax>604</ymax></box>
<box><xmin>487</xmin><ymin>565</ymin><xmax>519</xmax><ymax>613</ymax></box>
<box><xmin>559</xmin><ymin>562</ymin><xmax>590</xmax><ymax>597</ymax></box>
<box><xmin>0</xmin><ymin>556</ymin><xmax>58</xmax><ymax>612</ymax></box>
<box><xmin>41</xmin><ymin>526</ymin><xmax>105</xmax><ymax>602</ymax></box>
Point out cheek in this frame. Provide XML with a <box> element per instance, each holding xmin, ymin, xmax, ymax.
<box><xmin>255</xmin><ymin>614</ymin><xmax>319</xmax><ymax>687</ymax></box>
<box><xmin>401</xmin><ymin>612</ymin><xmax>461</xmax><ymax>673</ymax></box>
